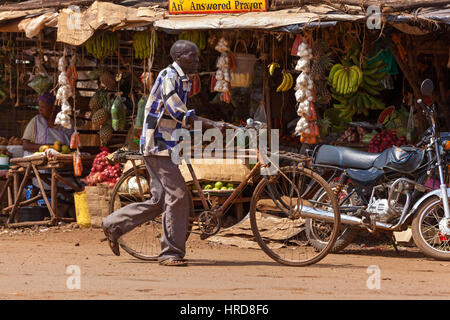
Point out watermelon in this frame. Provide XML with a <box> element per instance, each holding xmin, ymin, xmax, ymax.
<box><xmin>377</xmin><ymin>106</ymin><xmax>395</xmax><ymax>124</ymax></box>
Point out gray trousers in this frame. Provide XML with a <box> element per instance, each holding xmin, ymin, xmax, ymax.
<box><xmin>102</xmin><ymin>155</ymin><xmax>190</xmax><ymax>261</ymax></box>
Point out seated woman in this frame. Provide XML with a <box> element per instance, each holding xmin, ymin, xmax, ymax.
<box><xmin>22</xmin><ymin>92</ymin><xmax>73</xmax><ymax>156</ymax></box>
<box><xmin>22</xmin><ymin>93</ymin><xmax>75</xmax><ymax>218</ymax></box>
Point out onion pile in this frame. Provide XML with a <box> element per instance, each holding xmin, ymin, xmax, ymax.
<box><xmin>83</xmin><ymin>150</ymin><xmax>122</xmax><ymax>188</ymax></box>
<box><xmin>368</xmin><ymin>130</ymin><xmax>407</xmax><ymax>153</ymax></box>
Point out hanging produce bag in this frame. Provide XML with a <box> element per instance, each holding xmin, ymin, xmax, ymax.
<box><xmin>28</xmin><ymin>75</ymin><xmax>52</xmax><ymax>95</ymax></box>
<box><xmin>135</xmin><ymin>95</ymin><xmax>148</xmax><ymax>128</ymax></box>
<box><xmin>111</xmin><ymin>96</ymin><xmax>127</xmax><ymax>131</ymax></box>
<box><xmin>230</xmin><ymin>40</ymin><xmax>256</xmax><ymax>88</ymax></box>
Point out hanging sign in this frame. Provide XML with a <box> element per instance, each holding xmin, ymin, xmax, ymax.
<box><xmin>168</xmin><ymin>0</ymin><xmax>267</xmax><ymax>15</ymax></box>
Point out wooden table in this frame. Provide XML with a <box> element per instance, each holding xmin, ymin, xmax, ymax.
<box><xmin>0</xmin><ymin>153</ymin><xmax>94</xmax><ymax>228</ymax></box>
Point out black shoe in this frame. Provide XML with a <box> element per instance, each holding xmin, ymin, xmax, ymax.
<box><xmin>102</xmin><ymin>225</ymin><xmax>120</xmax><ymax>256</ymax></box>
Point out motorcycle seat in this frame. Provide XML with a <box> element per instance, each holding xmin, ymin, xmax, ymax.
<box><xmin>314</xmin><ymin>145</ymin><xmax>381</xmax><ymax>170</ymax></box>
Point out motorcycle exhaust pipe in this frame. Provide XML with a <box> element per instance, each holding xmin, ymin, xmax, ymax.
<box><xmin>298</xmin><ymin>205</ymin><xmax>393</xmax><ymax>230</ymax></box>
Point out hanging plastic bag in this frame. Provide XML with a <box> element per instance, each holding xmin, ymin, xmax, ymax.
<box><xmin>70</xmin><ymin>131</ymin><xmax>81</xmax><ymax>149</ymax></box>
<box><xmin>73</xmin><ymin>150</ymin><xmax>83</xmax><ymax>177</ymax></box>
<box><xmin>28</xmin><ymin>75</ymin><xmax>52</xmax><ymax>94</ymax></box>
<box><xmin>135</xmin><ymin>96</ymin><xmax>148</xmax><ymax>128</ymax></box>
<box><xmin>253</xmin><ymin>100</ymin><xmax>267</xmax><ymax>124</ymax></box>
<box><xmin>111</xmin><ymin>96</ymin><xmax>127</xmax><ymax>131</ymax></box>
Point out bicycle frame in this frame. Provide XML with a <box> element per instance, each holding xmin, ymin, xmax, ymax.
<box><xmin>186</xmin><ymin>149</ymin><xmax>263</xmax><ymax>220</ymax></box>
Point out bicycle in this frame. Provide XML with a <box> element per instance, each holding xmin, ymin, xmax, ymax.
<box><xmin>107</xmin><ymin>119</ymin><xmax>341</xmax><ymax>266</ymax></box>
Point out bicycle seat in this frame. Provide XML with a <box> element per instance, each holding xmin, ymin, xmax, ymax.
<box><xmin>314</xmin><ymin>145</ymin><xmax>381</xmax><ymax>170</ymax></box>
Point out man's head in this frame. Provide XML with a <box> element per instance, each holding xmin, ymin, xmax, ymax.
<box><xmin>38</xmin><ymin>92</ymin><xmax>56</xmax><ymax>120</ymax></box>
<box><xmin>170</xmin><ymin>40</ymin><xmax>199</xmax><ymax>74</ymax></box>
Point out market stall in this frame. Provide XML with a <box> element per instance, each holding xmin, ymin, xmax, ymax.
<box><xmin>1</xmin><ymin>152</ymin><xmax>94</xmax><ymax>227</ymax></box>
<box><xmin>0</xmin><ymin>0</ymin><xmax>449</xmax><ymax>228</ymax></box>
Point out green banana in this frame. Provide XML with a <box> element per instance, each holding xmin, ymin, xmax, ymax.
<box><xmin>363</xmin><ymin>75</ymin><xmax>380</xmax><ymax>87</ymax></box>
<box><xmin>329</xmin><ymin>64</ymin><xmax>343</xmax><ymax>84</ymax></box>
<box><xmin>368</xmin><ymin>70</ymin><xmax>387</xmax><ymax>80</ymax></box>
<box><xmin>331</xmin><ymin>68</ymin><xmax>344</xmax><ymax>87</ymax></box>
<box><xmin>363</xmin><ymin>67</ymin><xmax>380</xmax><ymax>76</ymax></box>
<box><xmin>333</xmin><ymin>103</ymin><xmax>348</xmax><ymax>110</ymax></box>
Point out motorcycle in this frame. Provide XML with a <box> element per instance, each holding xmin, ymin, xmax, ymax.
<box><xmin>302</xmin><ymin>79</ymin><xmax>450</xmax><ymax>260</ymax></box>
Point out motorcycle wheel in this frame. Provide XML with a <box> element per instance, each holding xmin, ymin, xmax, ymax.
<box><xmin>305</xmin><ymin>182</ymin><xmax>360</xmax><ymax>253</ymax></box>
<box><xmin>411</xmin><ymin>196</ymin><xmax>450</xmax><ymax>261</ymax></box>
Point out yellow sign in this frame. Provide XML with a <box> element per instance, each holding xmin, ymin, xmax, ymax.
<box><xmin>169</xmin><ymin>0</ymin><xmax>267</xmax><ymax>14</ymax></box>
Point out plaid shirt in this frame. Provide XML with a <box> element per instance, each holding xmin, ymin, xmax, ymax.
<box><xmin>140</xmin><ymin>62</ymin><xmax>196</xmax><ymax>156</ymax></box>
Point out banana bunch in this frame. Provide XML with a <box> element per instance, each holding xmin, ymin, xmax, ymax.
<box><xmin>328</xmin><ymin>64</ymin><xmax>363</xmax><ymax>96</ymax></box>
<box><xmin>178</xmin><ymin>31</ymin><xmax>207</xmax><ymax>53</ymax></box>
<box><xmin>333</xmin><ymin>91</ymin><xmax>385</xmax><ymax>118</ymax></box>
<box><xmin>276</xmin><ymin>71</ymin><xmax>293</xmax><ymax>92</ymax></box>
<box><xmin>268</xmin><ymin>62</ymin><xmax>280</xmax><ymax>76</ymax></box>
<box><xmin>360</xmin><ymin>60</ymin><xmax>387</xmax><ymax>96</ymax></box>
<box><xmin>133</xmin><ymin>30</ymin><xmax>158</xmax><ymax>60</ymax></box>
<box><xmin>85</xmin><ymin>32</ymin><xmax>118</xmax><ymax>60</ymax></box>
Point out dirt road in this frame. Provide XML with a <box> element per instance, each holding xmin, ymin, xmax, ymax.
<box><xmin>0</xmin><ymin>224</ymin><xmax>449</xmax><ymax>301</ymax></box>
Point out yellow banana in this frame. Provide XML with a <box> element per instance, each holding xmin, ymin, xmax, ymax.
<box><xmin>268</xmin><ymin>62</ymin><xmax>280</xmax><ymax>76</ymax></box>
<box><xmin>276</xmin><ymin>72</ymin><xmax>288</xmax><ymax>92</ymax></box>
<box><xmin>283</xmin><ymin>73</ymin><xmax>293</xmax><ymax>91</ymax></box>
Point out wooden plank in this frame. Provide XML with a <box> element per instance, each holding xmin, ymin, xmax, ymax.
<box><xmin>7</xmin><ymin>220</ymin><xmax>53</xmax><ymax>228</ymax></box>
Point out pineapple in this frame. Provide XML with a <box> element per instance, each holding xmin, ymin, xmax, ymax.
<box><xmin>99</xmin><ymin>124</ymin><xmax>113</xmax><ymax>145</ymax></box>
<box><xmin>311</xmin><ymin>55</ymin><xmax>333</xmax><ymax>81</ymax></box>
<box><xmin>316</xmin><ymin>80</ymin><xmax>332</xmax><ymax>105</ymax></box>
<box><xmin>311</xmin><ymin>39</ymin><xmax>333</xmax><ymax>81</ymax></box>
<box><xmin>100</xmin><ymin>70</ymin><xmax>117</xmax><ymax>91</ymax></box>
<box><xmin>89</xmin><ymin>89</ymin><xmax>108</xmax><ymax>112</ymax></box>
<box><xmin>92</xmin><ymin>108</ymin><xmax>108</xmax><ymax>127</ymax></box>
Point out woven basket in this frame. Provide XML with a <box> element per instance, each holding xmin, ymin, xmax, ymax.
<box><xmin>230</xmin><ymin>40</ymin><xmax>256</xmax><ymax>88</ymax></box>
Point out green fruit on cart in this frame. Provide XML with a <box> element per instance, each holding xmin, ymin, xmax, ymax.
<box><xmin>226</xmin><ymin>183</ymin><xmax>234</xmax><ymax>188</ymax></box>
<box><xmin>212</xmin><ymin>187</ymin><xmax>220</xmax><ymax>191</ymax></box>
<box><xmin>204</xmin><ymin>184</ymin><xmax>212</xmax><ymax>190</ymax></box>
<box><xmin>221</xmin><ymin>187</ymin><xmax>228</xmax><ymax>191</ymax></box>
<box><xmin>214</xmin><ymin>181</ymin><xmax>223</xmax><ymax>189</ymax></box>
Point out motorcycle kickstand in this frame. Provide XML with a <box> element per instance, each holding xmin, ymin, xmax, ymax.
<box><xmin>384</xmin><ymin>233</ymin><xmax>400</xmax><ymax>256</ymax></box>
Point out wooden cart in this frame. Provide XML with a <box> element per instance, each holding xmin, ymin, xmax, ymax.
<box><xmin>0</xmin><ymin>153</ymin><xmax>94</xmax><ymax>228</ymax></box>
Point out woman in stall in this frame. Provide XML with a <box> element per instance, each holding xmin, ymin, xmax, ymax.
<box><xmin>21</xmin><ymin>92</ymin><xmax>75</xmax><ymax>218</ymax></box>
<box><xmin>22</xmin><ymin>92</ymin><xmax>73</xmax><ymax>156</ymax></box>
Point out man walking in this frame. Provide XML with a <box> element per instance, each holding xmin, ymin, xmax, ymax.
<box><xmin>102</xmin><ymin>40</ymin><xmax>226</xmax><ymax>266</ymax></box>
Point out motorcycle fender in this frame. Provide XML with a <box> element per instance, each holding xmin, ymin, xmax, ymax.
<box><xmin>409</xmin><ymin>187</ymin><xmax>450</xmax><ymax>215</ymax></box>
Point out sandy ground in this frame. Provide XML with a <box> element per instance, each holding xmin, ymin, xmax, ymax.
<box><xmin>0</xmin><ymin>224</ymin><xmax>449</xmax><ymax>301</ymax></box>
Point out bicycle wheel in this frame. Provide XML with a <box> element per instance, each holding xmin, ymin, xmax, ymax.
<box><xmin>108</xmin><ymin>164</ymin><xmax>194</xmax><ymax>261</ymax></box>
<box><xmin>250</xmin><ymin>166</ymin><xmax>340</xmax><ymax>266</ymax></box>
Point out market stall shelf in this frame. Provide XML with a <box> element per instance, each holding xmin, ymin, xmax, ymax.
<box><xmin>0</xmin><ymin>153</ymin><xmax>94</xmax><ymax>228</ymax></box>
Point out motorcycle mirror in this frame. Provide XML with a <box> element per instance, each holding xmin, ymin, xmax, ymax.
<box><xmin>420</xmin><ymin>79</ymin><xmax>434</xmax><ymax>104</ymax></box>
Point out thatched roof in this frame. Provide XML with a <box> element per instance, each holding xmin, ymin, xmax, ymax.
<box><xmin>0</xmin><ymin>0</ymin><xmax>448</xmax><ymax>44</ymax></box>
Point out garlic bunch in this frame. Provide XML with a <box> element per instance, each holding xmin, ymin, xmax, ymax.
<box><xmin>293</xmin><ymin>41</ymin><xmax>314</xmax><ymax>137</ymax></box>
<box><xmin>214</xmin><ymin>37</ymin><xmax>231</xmax><ymax>94</ymax></box>
<box><xmin>54</xmin><ymin>55</ymin><xmax>73</xmax><ymax>129</ymax></box>
<box><xmin>292</xmin><ymin>39</ymin><xmax>321</xmax><ymax>144</ymax></box>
